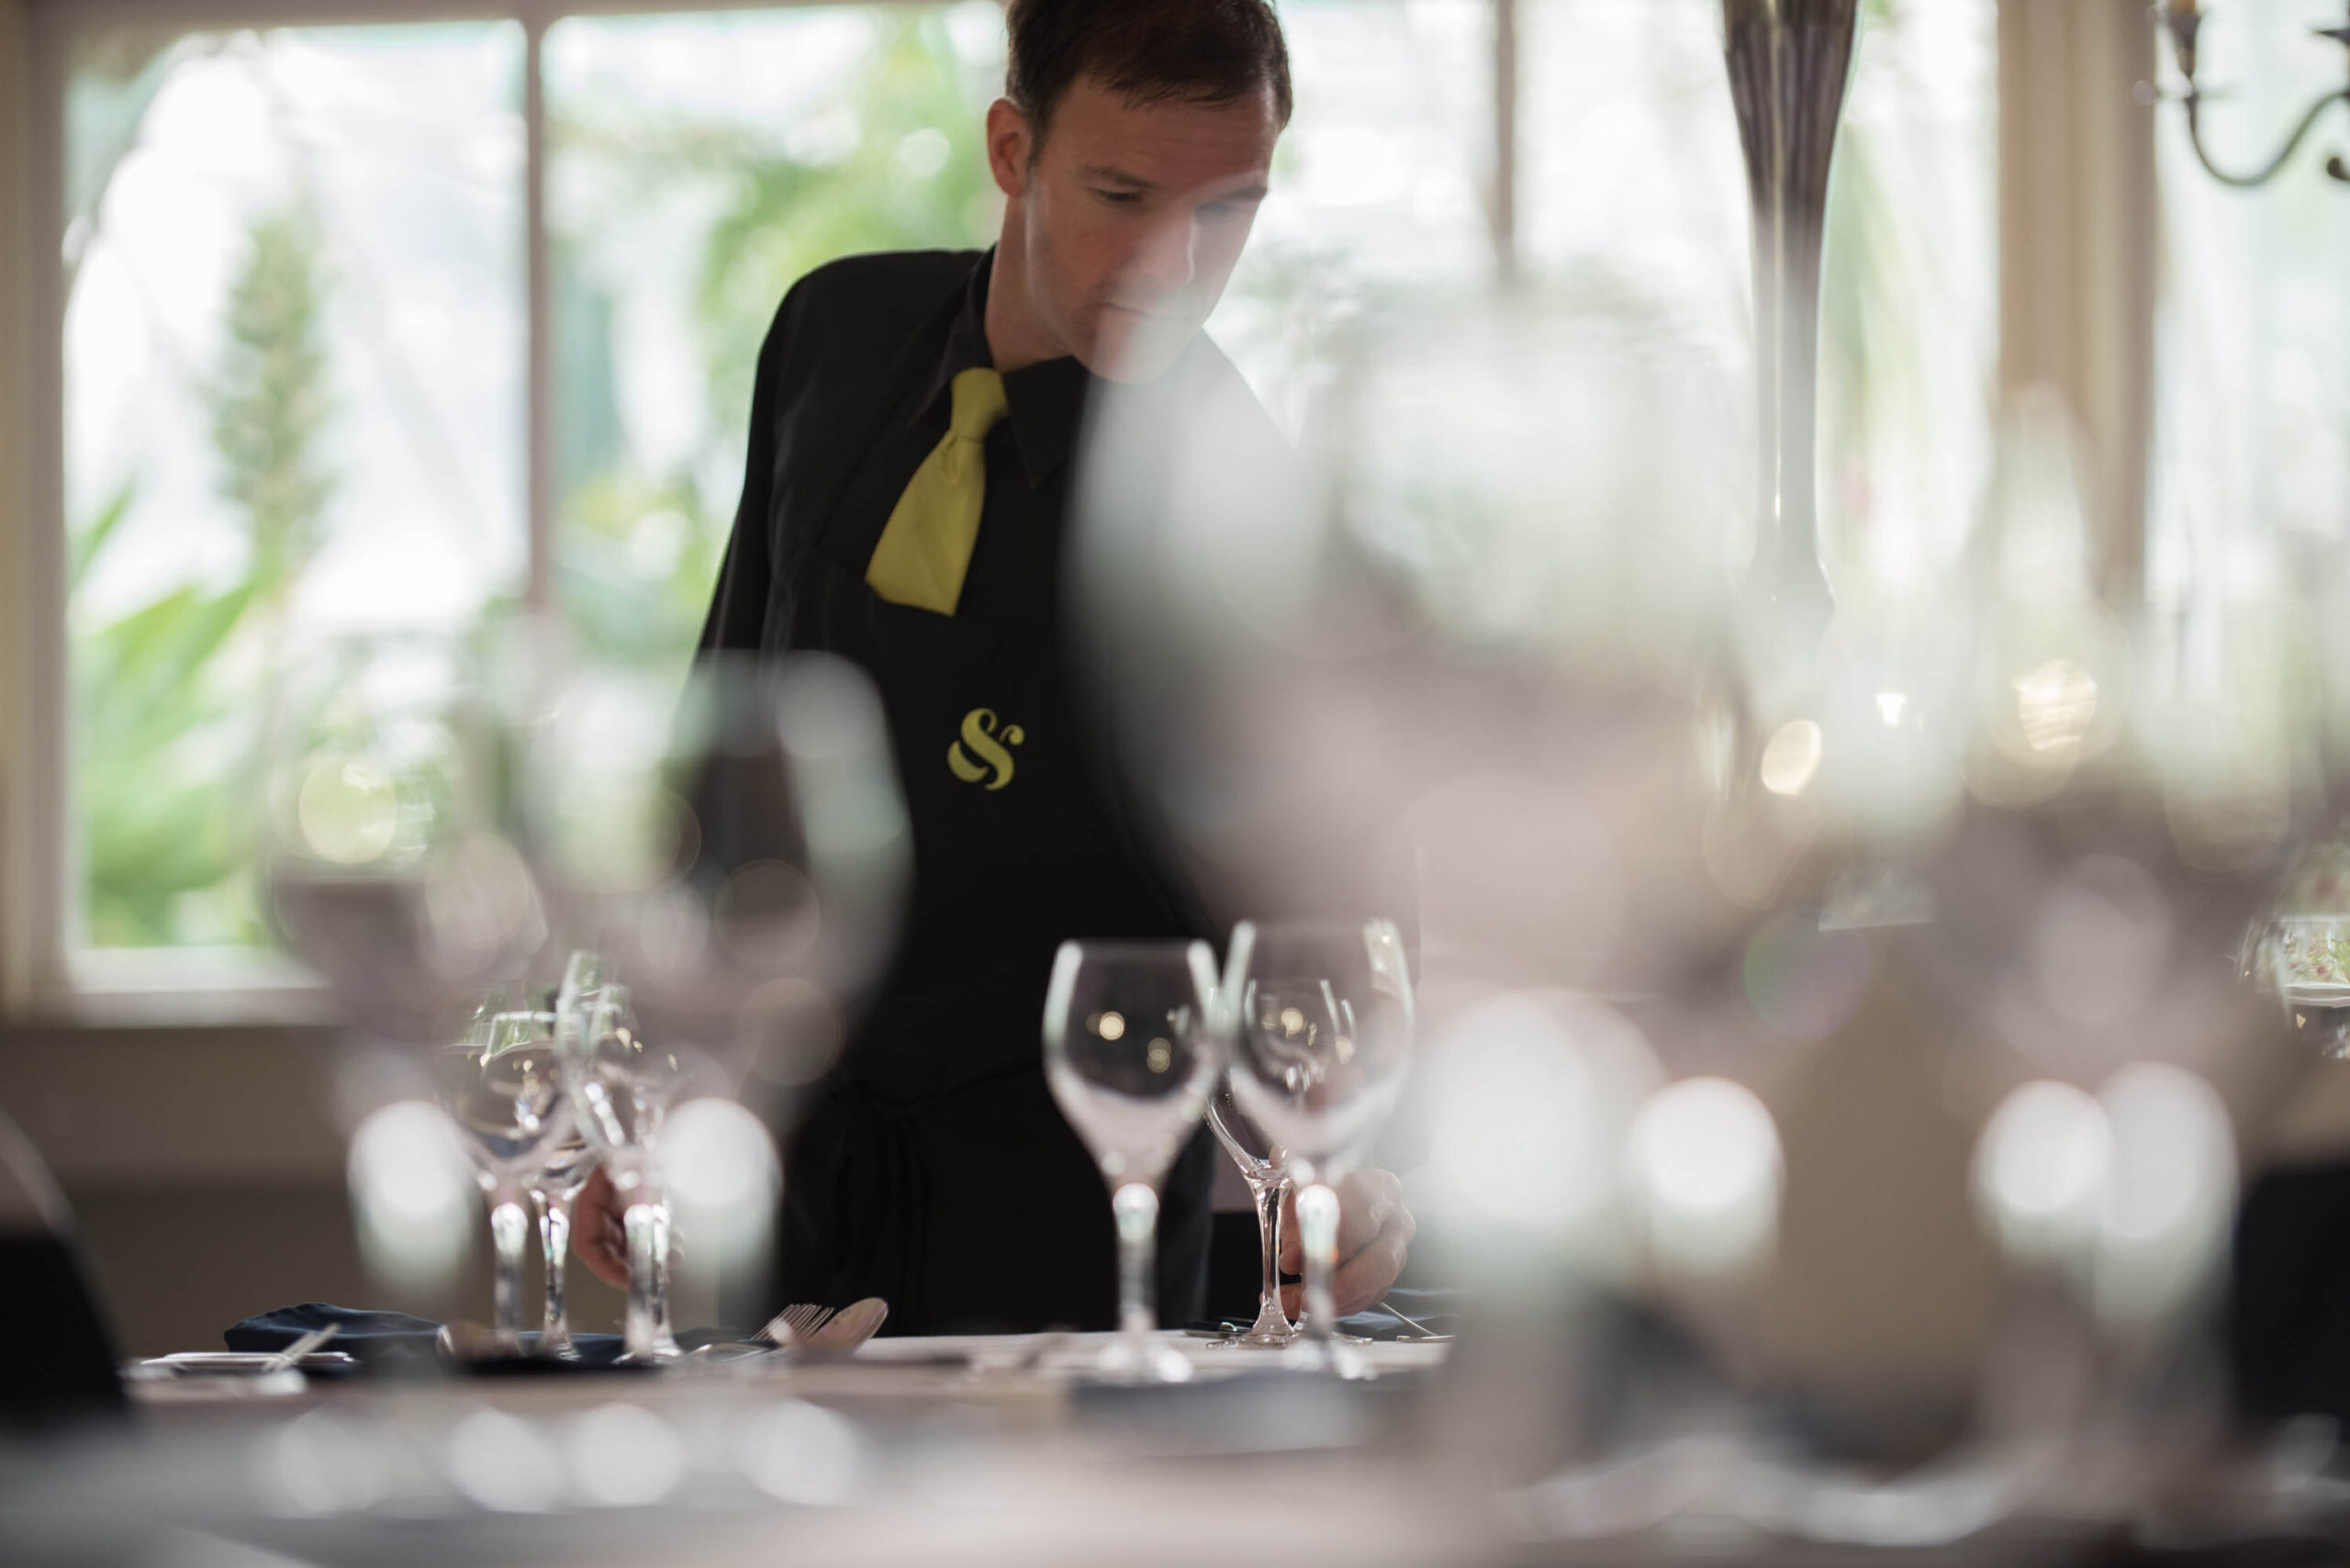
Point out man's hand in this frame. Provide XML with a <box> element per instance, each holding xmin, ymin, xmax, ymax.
<box><xmin>1278</xmin><ymin>1168</ymin><xmax>1415</xmax><ymax>1320</ymax></box>
<box><xmin>569</xmin><ymin>1164</ymin><xmax>630</xmax><ymax>1288</ymax></box>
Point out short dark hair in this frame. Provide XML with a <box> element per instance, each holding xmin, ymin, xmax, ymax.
<box><xmin>1005</xmin><ymin>0</ymin><xmax>1293</xmax><ymax>141</ymax></box>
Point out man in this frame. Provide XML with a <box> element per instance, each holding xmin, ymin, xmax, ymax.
<box><xmin>576</xmin><ymin>0</ymin><xmax>1413</xmax><ymax>1335</ymax></box>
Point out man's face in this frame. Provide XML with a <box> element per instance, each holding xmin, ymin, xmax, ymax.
<box><xmin>990</xmin><ymin>75</ymin><xmax>1278</xmax><ymax>382</ymax></box>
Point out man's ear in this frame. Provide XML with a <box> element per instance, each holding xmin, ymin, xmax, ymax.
<box><xmin>985</xmin><ymin>97</ymin><xmax>1034</xmax><ymax>199</ymax></box>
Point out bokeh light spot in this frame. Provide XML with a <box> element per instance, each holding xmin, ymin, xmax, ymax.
<box><xmin>446</xmin><ymin>1408</ymin><xmax>562</xmax><ymax>1513</ymax></box>
<box><xmin>296</xmin><ymin>756</ymin><xmax>398</xmax><ymax>864</ymax></box>
<box><xmin>1624</xmin><ymin>1077</ymin><xmax>1783</xmax><ymax>1276</ymax></box>
<box><xmin>565</xmin><ymin>1403</ymin><xmax>685</xmax><ymax>1508</ymax></box>
<box><xmin>1761</xmin><ymin>719</ymin><xmax>1824</xmax><ymax>796</ymax></box>
<box><xmin>738</xmin><ymin>1400</ymin><xmax>861</xmax><ymax>1505</ymax></box>
<box><xmin>1971</xmin><ymin>1080</ymin><xmax>2112</xmax><ymax>1265</ymax></box>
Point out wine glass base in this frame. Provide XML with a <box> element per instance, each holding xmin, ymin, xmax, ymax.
<box><xmin>616</xmin><ymin>1340</ymin><xmax>684</xmax><ymax>1366</ymax></box>
<box><xmin>1282</xmin><ymin>1337</ymin><xmax>1376</xmax><ymax>1380</ymax></box>
<box><xmin>1092</xmin><ymin>1337</ymin><xmax>1194</xmax><ymax>1384</ymax></box>
<box><xmin>1211</xmin><ymin>1326</ymin><xmax>1304</xmax><ymax>1349</ymax></box>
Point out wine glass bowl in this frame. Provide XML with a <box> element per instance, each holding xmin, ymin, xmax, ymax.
<box><xmin>1044</xmin><ymin>950</ymin><xmax>1222</xmax><ymax>1183</ymax></box>
<box><xmin>1203</xmin><ymin>1077</ymin><xmax>1284</xmax><ymax>1185</ymax></box>
<box><xmin>2242</xmin><ymin>913</ymin><xmax>2350</xmax><ymax>1058</ymax></box>
<box><xmin>1224</xmin><ymin>922</ymin><xmax>1415</xmax><ymax>1176</ymax></box>
<box><xmin>447</xmin><ymin>1013</ymin><xmax>571</xmax><ymax>1173</ymax></box>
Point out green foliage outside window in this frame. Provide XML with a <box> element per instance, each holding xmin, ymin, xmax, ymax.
<box><xmin>75</xmin><ymin>203</ymin><xmax>332</xmax><ymax>946</ymax></box>
<box><xmin>550</xmin><ymin>11</ymin><xmax>1002</xmax><ymax>681</ymax></box>
<box><xmin>73</xmin><ymin>11</ymin><xmax>1002</xmax><ymax>949</ymax></box>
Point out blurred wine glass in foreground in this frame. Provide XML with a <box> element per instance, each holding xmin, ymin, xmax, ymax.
<box><xmin>265</xmin><ymin>634</ymin><xmax>546</xmax><ymax>1314</ymax></box>
<box><xmin>528</xmin><ymin>655</ymin><xmax>908</xmax><ymax>1322</ymax></box>
<box><xmin>528</xmin><ymin>655</ymin><xmax>906</xmax><ymax>1111</ymax></box>
<box><xmin>1225</xmin><ymin>920</ymin><xmax>1415</xmax><ymax>1377</ymax></box>
<box><xmin>2243</xmin><ymin>831</ymin><xmax>2350</xmax><ymax>1059</ymax></box>
<box><xmin>1044</xmin><ymin>940</ymin><xmax>1223</xmax><ymax>1383</ymax></box>
<box><xmin>266</xmin><ymin>634</ymin><xmax>544</xmax><ymax>1048</ymax></box>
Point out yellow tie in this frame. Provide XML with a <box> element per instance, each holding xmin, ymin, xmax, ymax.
<box><xmin>865</xmin><ymin>367</ymin><xmax>1011</xmax><ymax>615</ymax></box>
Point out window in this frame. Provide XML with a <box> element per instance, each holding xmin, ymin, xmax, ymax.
<box><xmin>2147</xmin><ymin>6</ymin><xmax>2350</xmax><ymax>621</ymax></box>
<box><xmin>1207</xmin><ymin>0</ymin><xmax>1497</xmax><ymax>433</ymax></box>
<box><xmin>1520</xmin><ymin>0</ymin><xmax>1998</xmax><ymax>607</ymax></box>
<box><xmin>17</xmin><ymin>0</ymin><xmax>2002</xmax><ymax>1014</ymax></box>
<box><xmin>65</xmin><ymin>24</ymin><xmax>525</xmax><ymax>958</ymax></box>
<box><xmin>544</xmin><ymin>6</ymin><xmax>1010</xmax><ymax>673</ymax></box>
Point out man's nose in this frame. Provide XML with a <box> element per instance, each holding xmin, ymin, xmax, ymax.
<box><xmin>1129</xmin><ymin>213</ymin><xmax>1199</xmax><ymax>293</ymax></box>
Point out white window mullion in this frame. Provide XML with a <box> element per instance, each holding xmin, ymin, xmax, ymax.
<box><xmin>1493</xmin><ymin>0</ymin><xmax>1518</xmax><ymax>282</ymax></box>
<box><xmin>5</xmin><ymin>0</ymin><xmax>73</xmax><ymax>1015</ymax></box>
<box><xmin>524</xmin><ymin>8</ymin><xmax>554</xmax><ymax>612</ymax></box>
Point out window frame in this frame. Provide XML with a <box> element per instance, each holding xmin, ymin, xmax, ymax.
<box><xmin>3</xmin><ymin>0</ymin><xmax>2109</xmax><ymax>1026</ymax></box>
<box><xmin>0</xmin><ymin>0</ymin><xmax>1523</xmax><ymax>1022</ymax></box>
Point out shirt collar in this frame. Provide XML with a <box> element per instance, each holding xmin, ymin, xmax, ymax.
<box><xmin>916</xmin><ymin>248</ymin><xmax>1090</xmax><ymax>489</ymax></box>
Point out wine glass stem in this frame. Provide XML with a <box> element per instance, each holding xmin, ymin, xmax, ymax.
<box><xmin>1297</xmin><ymin>1180</ymin><xmax>1341</xmax><ymax>1347</ymax></box>
<box><xmin>651</xmin><ymin>1200</ymin><xmax>677</xmax><ymax>1350</ymax></box>
<box><xmin>488</xmin><ymin>1196</ymin><xmax>531</xmax><ymax>1350</ymax></box>
<box><xmin>1113</xmin><ymin>1182</ymin><xmax>1160</xmax><ymax>1364</ymax></box>
<box><xmin>1251</xmin><ymin>1177</ymin><xmax>1292</xmax><ymax>1335</ymax></box>
<box><xmin>622</xmin><ymin>1199</ymin><xmax>666</xmax><ymax>1360</ymax></box>
<box><xmin>535</xmin><ymin>1189</ymin><xmax>574</xmax><ymax>1355</ymax></box>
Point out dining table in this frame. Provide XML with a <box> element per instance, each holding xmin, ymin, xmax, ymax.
<box><xmin>9</xmin><ymin>1328</ymin><xmax>2350</xmax><ymax>1568</ymax></box>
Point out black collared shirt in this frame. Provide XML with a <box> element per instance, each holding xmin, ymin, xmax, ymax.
<box><xmin>699</xmin><ymin>248</ymin><xmax>1092</xmax><ymax>649</ymax></box>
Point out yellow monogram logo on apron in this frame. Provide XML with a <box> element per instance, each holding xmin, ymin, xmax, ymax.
<box><xmin>947</xmin><ymin>707</ymin><xmax>1024</xmax><ymax>790</ymax></box>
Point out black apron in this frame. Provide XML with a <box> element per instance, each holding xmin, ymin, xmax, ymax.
<box><xmin>767</xmin><ymin>280</ymin><xmax>1214</xmax><ymax>1336</ymax></box>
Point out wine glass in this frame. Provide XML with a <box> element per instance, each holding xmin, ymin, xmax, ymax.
<box><xmin>526</xmin><ymin>656</ymin><xmax>907</xmax><ymax>1110</ymax></box>
<box><xmin>532</xmin><ymin>949</ymin><xmax>612</xmax><ymax>1360</ymax></box>
<box><xmin>1042</xmin><ymin>939</ymin><xmax>1224</xmax><ymax>1383</ymax></box>
<box><xmin>1203</xmin><ymin>1073</ymin><xmax>1299</xmax><ymax>1347</ymax></box>
<box><xmin>2241</xmin><ymin>832</ymin><xmax>2350</xmax><ymax>1058</ymax></box>
<box><xmin>265</xmin><ymin>634</ymin><xmax>544</xmax><ymax>1049</ymax></box>
<box><xmin>564</xmin><ymin>983</ymin><xmax>683</xmax><ymax>1363</ymax></box>
<box><xmin>1224</xmin><ymin>919</ymin><xmax>1416</xmax><ymax>1376</ymax></box>
<box><xmin>441</xmin><ymin>1008</ymin><xmax>573</xmax><ymax>1354</ymax></box>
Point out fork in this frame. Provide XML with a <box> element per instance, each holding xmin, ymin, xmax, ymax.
<box><xmin>263</xmin><ymin>1323</ymin><xmax>341</xmax><ymax>1373</ymax></box>
<box><xmin>1376</xmin><ymin>1300</ymin><xmax>1452</xmax><ymax>1341</ymax></box>
<box><xmin>757</xmin><ymin>1302</ymin><xmax>837</xmax><ymax>1346</ymax></box>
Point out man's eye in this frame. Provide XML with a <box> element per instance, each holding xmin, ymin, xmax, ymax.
<box><xmin>1094</xmin><ymin>187</ymin><xmax>1144</xmax><ymax>207</ymax></box>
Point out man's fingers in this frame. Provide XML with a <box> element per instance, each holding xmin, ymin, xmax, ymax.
<box><xmin>570</xmin><ymin>1165</ymin><xmax>632</xmax><ymax>1289</ymax></box>
<box><xmin>1277</xmin><ymin>1169</ymin><xmax>1404</xmax><ymax>1272</ymax></box>
<box><xmin>1333</xmin><ymin>1169</ymin><xmax>1403</xmax><ymax>1261</ymax></box>
<box><xmin>1329</xmin><ymin>1216</ymin><xmax>1412</xmax><ymax>1317</ymax></box>
<box><xmin>1275</xmin><ymin>1212</ymin><xmax>1415</xmax><ymax>1322</ymax></box>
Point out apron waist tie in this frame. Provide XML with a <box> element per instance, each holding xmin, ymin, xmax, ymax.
<box><xmin>781</xmin><ymin>1064</ymin><xmax>1037</xmax><ymax>1328</ymax></box>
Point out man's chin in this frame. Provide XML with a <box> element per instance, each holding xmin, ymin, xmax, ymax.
<box><xmin>1081</xmin><ymin>309</ymin><xmax>1198</xmax><ymax>385</ymax></box>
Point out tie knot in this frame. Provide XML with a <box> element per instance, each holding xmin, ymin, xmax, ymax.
<box><xmin>948</xmin><ymin>367</ymin><xmax>1009</xmax><ymax>442</ymax></box>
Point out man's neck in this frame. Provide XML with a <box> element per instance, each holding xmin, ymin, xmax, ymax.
<box><xmin>982</xmin><ymin>224</ymin><xmax>1063</xmax><ymax>375</ymax></box>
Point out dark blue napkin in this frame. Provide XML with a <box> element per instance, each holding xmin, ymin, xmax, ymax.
<box><xmin>225</xmin><ymin>1303</ymin><xmax>740</xmax><ymax>1368</ymax></box>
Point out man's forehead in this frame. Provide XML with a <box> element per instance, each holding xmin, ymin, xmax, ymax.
<box><xmin>1046</xmin><ymin>75</ymin><xmax>1278</xmax><ymax>188</ymax></box>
